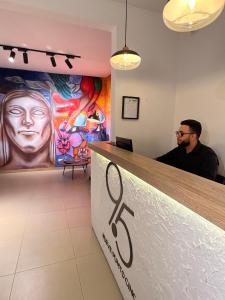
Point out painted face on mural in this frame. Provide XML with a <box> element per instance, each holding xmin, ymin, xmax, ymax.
<box><xmin>4</xmin><ymin>96</ymin><xmax>51</xmax><ymax>153</ymax></box>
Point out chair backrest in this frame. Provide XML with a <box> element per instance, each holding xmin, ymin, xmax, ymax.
<box><xmin>215</xmin><ymin>174</ymin><xmax>225</xmax><ymax>184</ymax></box>
<box><xmin>116</xmin><ymin>136</ymin><xmax>133</xmax><ymax>152</ymax></box>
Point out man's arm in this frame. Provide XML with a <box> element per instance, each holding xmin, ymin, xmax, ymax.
<box><xmin>156</xmin><ymin>148</ymin><xmax>178</xmax><ymax>166</ymax></box>
<box><xmin>198</xmin><ymin>152</ymin><xmax>219</xmax><ymax>181</ymax></box>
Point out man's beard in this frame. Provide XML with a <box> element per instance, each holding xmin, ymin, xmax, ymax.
<box><xmin>178</xmin><ymin>140</ymin><xmax>190</xmax><ymax>148</ymax></box>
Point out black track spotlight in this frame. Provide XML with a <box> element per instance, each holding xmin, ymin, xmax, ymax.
<box><xmin>65</xmin><ymin>57</ymin><xmax>73</xmax><ymax>69</ymax></box>
<box><xmin>8</xmin><ymin>50</ymin><xmax>16</xmax><ymax>63</ymax></box>
<box><xmin>50</xmin><ymin>56</ymin><xmax>56</xmax><ymax>67</ymax></box>
<box><xmin>23</xmin><ymin>51</ymin><xmax>28</xmax><ymax>64</ymax></box>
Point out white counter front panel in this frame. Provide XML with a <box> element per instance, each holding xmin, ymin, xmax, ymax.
<box><xmin>91</xmin><ymin>152</ymin><xmax>225</xmax><ymax>300</ymax></box>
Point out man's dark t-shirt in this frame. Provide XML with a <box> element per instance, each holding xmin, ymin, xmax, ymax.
<box><xmin>156</xmin><ymin>142</ymin><xmax>218</xmax><ymax>181</ymax></box>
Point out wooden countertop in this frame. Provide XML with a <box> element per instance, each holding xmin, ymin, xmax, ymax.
<box><xmin>89</xmin><ymin>141</ymin><xmax>225</xmax><ymax>231</ymax></box>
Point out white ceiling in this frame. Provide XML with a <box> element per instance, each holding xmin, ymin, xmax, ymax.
<box><xmin>0</xmin><ymin>9</ymin><xmax>111</xmax><ymax>77</ymax></box>
<box><xmin>112</xmin><ymin>0</ymin><xmax>166</xmax><ymax>12</ymax></box>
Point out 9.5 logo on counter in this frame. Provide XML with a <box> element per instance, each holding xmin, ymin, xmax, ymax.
<box><xmin>106</xmin><ymin>162</ymin><xmax>134</xmax><ymax>268</ymax></box>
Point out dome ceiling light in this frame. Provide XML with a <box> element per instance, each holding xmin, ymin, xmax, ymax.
<box><xmin>163</xmin><ymin>0</ymin><xmax>225</xmax><ymax>32</ymax></box>
<box><xmin>110</xmin><ymin>0</ymin><xmax>141</xmax><ymax>70</ymax></box>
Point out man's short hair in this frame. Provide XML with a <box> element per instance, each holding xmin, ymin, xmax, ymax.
<box><xmin>180</xmin><ymin>119</ymin><xmax>202</xmax><ymax>138</ymax></box>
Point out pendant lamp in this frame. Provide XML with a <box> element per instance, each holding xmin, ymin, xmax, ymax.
<box><xmin>163</xmin><ymin>0</ymin><xmax>225</xmax><ymax>32</ymax></box>
<box><xmin>110</xmin><ymin>0</ymin><xmax>141</xmax><ymax>70</ymax></box>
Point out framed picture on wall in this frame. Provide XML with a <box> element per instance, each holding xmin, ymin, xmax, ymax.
<box><xmin>122</xmin><ymin>96</ymin><xmax>140</xmax><ymax>119</ymax></box>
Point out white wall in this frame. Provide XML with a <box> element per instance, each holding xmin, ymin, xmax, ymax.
<box><xmin>112</xmin><ymin>8</ymin><xmax>178</xmax><ymax>158</ymax></box>
<box><xmin>174</xmin><ymin>11</ymin><xmax>225</xmax><ymax>175</ymax></box>
<box><xmin>0</xmin><ymin>0</ymin><xmax>178</xmax><ymax>159</ymax></box>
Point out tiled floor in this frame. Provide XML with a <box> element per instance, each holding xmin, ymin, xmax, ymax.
<box><xmin>0</xmin><ymin>169</ymin><xmax>123</xmax><ymax>300</ymax></box>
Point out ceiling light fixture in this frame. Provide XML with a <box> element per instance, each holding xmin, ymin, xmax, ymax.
<box><xmin>50</xmin><ymin>56</ymin><xmax>56</xmax><ymax>67</ymax></box>
<box><xmin>23</xmin><ymin>51</ymin><xmax>28</xmax><ymax>64</ymax></box>
<box><xmin>8</xmin><ymin>50</ymin><xmax>16</xmax><ymax>63</ymax></box>
<box><xmin>163</xmin><ymin>0</ymin><xmax>225</xmax><ymax>32</ymax></box>
<box><xmin>110</xmin><ymin>0</ymin><xmax>141</xmax><ymax>70</ymax></box>
<box><xmin>1</xmin><ymin>44</ymin><xmax>80</xmax><ymax>69</ymax></box>
<box><xmin>65</xmin><ymin>56</ymin><xmax>73</xmax><ymax>69</ymax></box>
<box><xmin>46</xmin><ymin>52</ymin><xmax>57</xmax><ymax>67</ymax></box>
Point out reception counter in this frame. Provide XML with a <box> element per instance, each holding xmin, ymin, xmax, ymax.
<box><xmin>89</xmin><ymin>141</ymin><xmax>225</xmax><ymax>300</ymax></box>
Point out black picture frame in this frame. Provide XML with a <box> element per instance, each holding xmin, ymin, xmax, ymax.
<box><xmin>122</xmin><ymin>96</ymin><xmax>140</xmax><ymax>119</ymax></box>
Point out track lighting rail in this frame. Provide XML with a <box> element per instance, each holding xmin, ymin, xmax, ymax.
<box><xmin>0</xmin><ymin>44</ymin><xmax>81</xmax><ymax>69</ymax></box>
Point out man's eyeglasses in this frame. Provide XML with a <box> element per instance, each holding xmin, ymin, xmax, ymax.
<box><xmin>175</xmin><ymin>131</ymin><xmax>194</xmax><ymax>137</ymax></box>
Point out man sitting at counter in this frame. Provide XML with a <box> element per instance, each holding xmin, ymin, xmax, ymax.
<box><xmin>156</xmin><ymin>119</ymin><xmax>219</xmax><ymax>181</ymax></box>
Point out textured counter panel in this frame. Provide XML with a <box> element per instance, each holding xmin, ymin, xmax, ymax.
<box><xmin>91</xmin><ymin>152</ymin><xmax>225</xmax><ymax>300</ymax></box>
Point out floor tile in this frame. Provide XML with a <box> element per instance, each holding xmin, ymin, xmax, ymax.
<box><xmin>25</xmin><ymin>211</ymin><xmax>67</xmax><ymax>234</ymax></box>
<box><xmin>28</xmin><ymin>197</ymin><xmax>64</xmax><ymax>214</ymax></box>
<box><xmin>0</xmin><ymin>275</ymin><xmax>14</xmax><ymax>300</ymax></box>
<box><xmin>17</xmin><ymin>229</ymin><xmax>74</xmax><ymax>272</ymax></box>
<box><xmin>11</xmin><ymin>260</ymin><xmax>83</xmax><ymax>300</ymax></box>
<box><xmin>0</xmin><ymin>199</ymin><xmax>29</xmax><ymax>219</ymax></box>
<box><xmin>62</xmin><ymin>181</ymin><xmax>90</xmax><ymax>209</ymax></box>
<box><xmin>0</xmin><ymin>214</ymin><xmax>26</xmax><ymax>241</ymax></box>
<box><xmin>76</xmin><ymin>251</ymin><xmax>123</xmax><ymax>300</ymax></box>
<box><xmin>0</xmin><ymin>238</ymin><xmax>21</xmax><ymax>276</ymax></box>
<box><xmin>66</xmin><ymin>208</ymin><xmax>91</xmax><ymax>228</ymax></box>
<box><xmin>70</xmin><ymin>227</ymin><xmax>101</xmax><ymax>258</ymax></box>
<box><xmin>63</xmin><ymin>196</ymin><xmax>90</xmax><ymax>210</ymax></box>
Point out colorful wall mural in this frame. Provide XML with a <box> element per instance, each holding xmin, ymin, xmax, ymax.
<box><xmin>0</xmin><ymin>68</ymin><xmax>111</xmax><ymax>170</ymax></box>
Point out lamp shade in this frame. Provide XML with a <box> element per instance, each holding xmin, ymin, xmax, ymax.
<box><xmin>110</xmin><ymin>46</ymin><xmax>141</xmax><ymax>71</ymax></box>
<box><xmin>163</xmin><ymin>0</ymin><xmax>225</xmax><ymax>32</ymax></box>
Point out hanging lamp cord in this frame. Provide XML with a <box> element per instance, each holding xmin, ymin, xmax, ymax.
<box><xmin>125</xmin><ymin>0</ymin><xmax>127</xmax><ymax>47</ymax></box>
